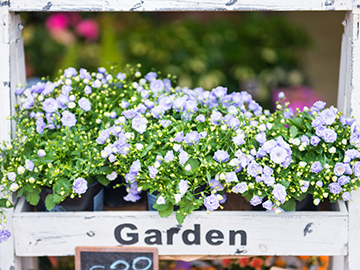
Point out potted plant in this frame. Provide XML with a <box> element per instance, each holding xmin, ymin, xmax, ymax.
<box><xmin>98</xmin><ymin>70</ymin><xmax>360</xmax><ymax>224</ymax></box>
<box><xmin>0</xmin><ymin>64</ymin><xmax>146</xmax><ymax>219</ymax></box>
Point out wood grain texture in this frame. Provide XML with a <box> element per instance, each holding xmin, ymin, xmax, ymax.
<box><xmin>9</xmin><ymin>0</ymin><xmax>353</xmax><ymax>12</ymax></box>
<box><xmin>13</xmin><ymin>197</ymin><xmax>348</xmax><ymax>257</ymax></box>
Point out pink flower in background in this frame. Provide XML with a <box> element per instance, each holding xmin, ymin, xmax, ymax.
<box><xmin>75</xmin><ymin>19</ymin><xmax>99</xmax><ymax>41</ymax></box>
<box><xmin>45</xmin><ymin>13</ymin><xmax>68</xmax><ymax>31</ymax></box>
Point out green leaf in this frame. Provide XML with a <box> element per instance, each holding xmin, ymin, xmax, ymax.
<box><xmin>96</xmin><ymin>175</ymin><xmax>110</xmax><ymax>186</ymax></box>
<box><xmin>100</xmin><ymin>166</ymin><xmax>113</xmax><ymax>175</ymax></box>
<box><xmin>141</xmin><ymin>143</ymin><xmax>153</xmax><ymax>157</ymax></box>
<box><xmin>0</xmin><ymin>198</ymin><xmax>12</xmax><ymax>208</ymax></box>
<box><xmin>292</xmin><ymin>192</ymin><xmax>307</xmax><ymax>201</ymax></box>
<box><xmin>290</xmin><ymin>126</ymin><xmax>298</xmax><ymax>137</ymax></box>
<box><xmin>45</xmin><ymin>193</ymin><xmax>64</xmax><ymax>210</ymax></box>
<box><xmin>281</xmin><ymin>199</ymin><xmax>296</xmax><ymax>211</ymax></box>
<box><xmin>153</xmin><ymin>201</ymin><xmax>171</xmax><ymax>212</ymax></box>
<box><xmin>176</xmin><ymin>211</ymin><xmax>186</xmax><ymax>225</ymax></box>
<box><xmin>157</xmin><ymin>203</ymin><xmax>173</xmax><ymax>218</ymax></box>
<box><xmin>25</xmin><ymin>190</ymin><xmax>40</xmax><ymax>206</ymax></box>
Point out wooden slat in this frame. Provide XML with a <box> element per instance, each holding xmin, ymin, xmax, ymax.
<box><xmin>9</xmin><ymin>0</ymin><xmax>353</xmax><ymax>12</ymax></box>
<box><xmin>13</xmin><ymin>197</ymin><xmax>348</xmax><ymax>257</ymax></box>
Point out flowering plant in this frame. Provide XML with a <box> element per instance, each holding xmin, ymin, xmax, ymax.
<box><xmin>0</xmin><ymin>65</ymin><xmax>143</xmax><ymax>225</ymax></box>
<box><xmin>98</xmin><ymin>70</ymin><xmax>360</xmax><ymax>223</ymax></box>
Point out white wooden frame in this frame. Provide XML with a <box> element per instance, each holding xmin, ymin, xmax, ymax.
<box><xmin>1</xmin><ymin>1</ymin><xmax>360</xmax><ymax>269</ymax></box>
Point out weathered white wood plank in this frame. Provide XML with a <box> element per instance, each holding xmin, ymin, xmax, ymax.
<box><xmin>342</xmin><ymin>10</ymin><xmax>360</xmax><ymax>270</ymax></box>
<box><xmin>9</xmin><ymin>0</ymin><xmax>353</xmax><ymax>12</ymax></box>
<box><xmin>13</xmin><ymin>197</ymin><xmax>348</xmax><ymax>257</ymax></box>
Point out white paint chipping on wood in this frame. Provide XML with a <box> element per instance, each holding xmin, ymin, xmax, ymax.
<box><xmin>13</xmin><ymin>197</ymin><xmax>348</xmax><ymax>257</ymax></box>
<box><xmin>8</xmin><ymin>0</ymin><xmax>353</xmax><ymax>12</ymax></box>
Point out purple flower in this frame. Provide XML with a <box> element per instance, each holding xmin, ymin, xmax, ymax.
<box><xmin>320</xmin><ymin>107</ymin><xmax>337</xmax><ymax>125</ymax></box>
<box><xmin>174</xmin><ymin>131</ymin><xmax>184</xmax><ymax>143</ymax></box>
<box><xmin>210</xmin><ymin>111</ymin><xmax>223</xmax><ymax>125</ymax></box>
<box><xmin>179</xmin><ymin>149</ymin><xmax>189</xmax><ymax>166</ymax></box>
<box><xmin>272</xmin><ymin>184</ymin><xmax>287</xmax><ymax>204</ymax></box>
<box><xmin>72</xmin><ymin>177</ymin><xmax>88</xmax><ymax>195</ymax></box>
<box><xmin>151</xmin><ymin>106</ymin><xmax>165</xmax><ymax>119</ymax></box>
<box><xmin>64</xmin><ymin>67</ymin><xmax>77</xmax><ymax>78</ymax></box>
<box><xmin>148</xmin><ymin>166</ymin><xmax>158</xmax><ymax>179</ymax></box>
<box><xmin>84</xmin><ymin>85</ymin><xmax>92</xmax><ymax>95</ymax></box>
<box><xmin>211</xmin><ymin>86</ymin><xmax>227</xmax><ymax>98</ymax></box>
<box><xmin>338</xmin><ymin>175</ymin><xmax>350</xmax><ymax>185</ymax></box>
<box><xmin>204</xmin><ymin>194</ymin><xmax>220</xmax><ymax>211</ymax></box>
<box><xmin>36</xmin><ymin>149</ymin><xmax>46</xmax><ymax>157</ymax></box>
<box><xmin>278</xmin><ymin>92</ymin><xmax>285</xmax><ymax>99</ymax></box>
<box><xmin>350</xmin><ymin>131</ymin><xmax>360</xmax><ymax>145</ymax></box>
<box><xmin>262</xmin><ymin>200</ymin><xmax>274</xmax><ymax>210</ymax></box>
<box><xmin>25</xmin><ymin>159</ymin><xmax>34</xmax><ymax>171</ymax></box>
<box><xmin>263</xmin><ymin>165</ymin><xmax>273</xmax><ymax>176</ymax></box>
<box><xmin>144</xmin><ymin>99</ymin><xmax>154</xmax><ymax>109</ymax></box>
<box><xmin>7</xmin><ymin>172</ymin><xmax>16</xmax><ymax>181</ymax></box>
<box><xmin>123</xmin><ymin>183</ymin><xmax>141</xmax><ymax>202</ymax></box>
<box><xmin>213</xmin><ymin>150</ymin><xmax>229</xmax><ymax>163</ymax></box>
<box><xmin>342</xmin><ymin>192</ymin><xmax>351</xmax><ymax>201</ymax></box>
<box><xmin>311</xmin><ymin>161</ymin><xmax>323</xmax><ymax>173</ymax></box>
<box><xmin>311</xmin><ymin>136</ymin><xmax>321</xmax><ymax>146</ymax></box>
<box><xmin>0</xmin><ymin>229</ymin><xmax>11</xmax><ymax>243</ymax></box>
<box><xmin>352</xmin><ymin>162</ymin><xmax>360</xmax><ymax>177</ymax></box>
<box><xmin>79</xmin><ymin>68</ymin><xmax>91</xmax><ymax>80</ymax></box>
<box><xmin>164</xmin><ymin>150</ymin><xmax>174</xmax><ymax>162</ymax></box>
<box><xmin>92</xmin><ymin>79</ymin><xmax>101</xmax><ymax>88</ymax></box>
<box><xmin>269</xmin><ymin>146</ymin><xmax>287</xmax><ymax>164</ymax></box>
<box><xmin>116</xmin><ymin>72</ymin><xmax>126</xmax><ymax>80</ymax></box>
<box><xmin>263</xmin><ymin>175</ymin><xmax>275</xmax><ymax>186</ymax></box>
<box><xmin>225</xmin><ymin>172</ymin><xmax>238</xmax><ymax>183</ymax></box>
<box><xmin>196</xmin><ymin>114</ymin><xmax>205</xmax><ymax>122</ymax></box>
<box><xmin>232</xmin><ymin>134</ymin><xmax>245</xmax><ymax>145</ymax></box>
<box><xmin>184</xmin><ymin>131</ymin><xmax>200</xmax><ymax>145</ymax></box>
<box><xmin>132</xmin><ymin>114</ymin><xmax>148</xmax><ymax>134</ymax></box>
<box><xmin>334</xmin><ymin>163</ymin><xmax>346</xmax><ymax>176</ymax></box>
<box><xmin>78</xmin><ymin>97</ymin><xmax>91</xmax><ymax>111</ymax></box>
<box><xmin>250</xmin><ymin>195</ymin><xmax>263</xmax><ymax>206</ymax></box>
<box><xmin>312</xmin><ymin>100</ymin><xmax>326</xmax><ymax>111</ymax></box>
<box><xmin>322</xmin><ymin>128</ymin><xmax>337</xmax><ymax>143</ymax></box>
<box><xmin>144</xmin><ymin>71</ymin><xmax>157</xmax><ymax>82</ymax></box>
<box><xmin>61</xmin><ymin>111</ymin><xmax>77</xmax><ymax>128</ymax></box>
<box><xmin>15</xmin><ymin>87</ymin><xmax>24</xmax><ymax>95</ymax></box>
<box><xmin>150</xmin><ymin>79</ymin><xmax>164</xmax><ymax>93</ymax></box>
<box><xmin>122</xmin><ymin>109</ymin><xmax>137</xmax><ymax>119</ymax></box>
<box><xmin>329</xmin><ymin>182</ymin><xmax>342</xmax><ymax>194</ymax></box>
<box><xmin>159</xmin><ymin>120</ymin><xmax>172</xmax><ymax>128</ymax></box>
<box><xmin>56</xmin><ymin>94</ymin><xmax>69</xmax><ymax>109</ymax></box>
<box><xmin>42</xmin><ymin>98</ymin><xmax>58</xmax><ymax>113</ymax></box>
<box><xmin>209</xmin><ymin>179</ymin><xmax>224</xmax><ymax>191</ymax></box>
<box><xmin>312</xmin><ymin>117</ymin><xmax>324</xmax><ymax>128</ymax></box>
<box><xmin>247</xmin><ymin>161</ymin><xmax>262</xmax><ymax>177</ymax></box>
<box><xmin>301</xmin><ymin>135</ymin><xmax>310</xmax><ymax>146</ymax></box>
<box><xmin>345</xmin><ymin>149</ymin><xmax>360</xmax><ymax>161</ymax></box>
<box><xmin>232</xmin><ymin>182</ymin><xmax>247</xmax><ymax>194</ymax></box>
<box><xmin>315</xmin><ymin>126</ymin><xmax>326</xmax><ymax>137</ymax></box>
<box><xmin>130</xmin><ymin>159</ymin><xmax>141</xmax><ymax>174</ymax></box>
<box><xmin>22</xmin><ymin>95</ymin><xmax>35</xmax><ymax>109</ymax></box>
<box><xmin>43</xmin><ymin>83</ymin><xmax>56</xmax><ymax>96</ymax></box>
<box><xmin>96</xmin><ymin>130</ymin><xmax>110</xmax><ymax>144</ymax></box>
<box><xmin>262</xmin><ymin>140</ymin><xmax>277</xmax><ymax>153</ymax></box>
<box><xmin>178</xmin><ymin>179</ymin><xmax>189</xmax><ymax>195</ymax></box>
<box><xmin>62</xmin><ymin>85</ymin><xmax>72</xmax><ymax>95</ymax></box>
<box><xmin>283</xmin><ymin>108</ymin><xmax>294</xmax><ymax>119</ymax></box>
<box><xmin>255</xmin><ymin>132</ymin><xmax>266</xmax><ymax>145</ymax></box>
<box><xmin>163</xmin><ymin>78</ymin><xmax>171</xmax><ymax>92</ymax></box>
<box><xmin>36</xmin><ymin>117</ymin><xmax>45</xmax><ymax>134</ymax></box>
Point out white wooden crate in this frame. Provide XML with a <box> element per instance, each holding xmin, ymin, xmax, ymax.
<box><xmin>13</xmin><ymin>197</ymin><xmax>348</xmax><ymax>257</ymax></box>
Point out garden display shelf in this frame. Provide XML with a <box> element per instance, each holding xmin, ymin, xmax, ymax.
<box><xmin>2</xmin><ymin>1</ymin><xmax>360</xmax><ymax>270</ymax></box>
<box><xmin>13</xmin><ymin>196</ymin><xmax>348</xmax><ymax>257</ymax></box>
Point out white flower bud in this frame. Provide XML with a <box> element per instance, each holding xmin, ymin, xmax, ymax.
<box><xmin>38</xmin><ymin>95</ymin><xmax>44</xmax><ymax>101</ymax></box>
<box><xmin>221</xmin><ymin>125</ymin><xmax>227</xmax><ymax>131</ymax></box>
<box><xmin>156</xmin><ymin>195</ymin><xmax>165</xmax><ymax>205</ymax></box>
<box><xmin>136</xmin><ymin>143</ymin><xmax>144</xmax><ymax>150</ymax></box>
<box><xmin>29</xmin><ymin>177</ymin><xmax>35</xmax><ymax>184</ymax></box>
<box><xmin>135</xmin><ymin>71</ymin><xmax>141</xmax><ymax>77</ymax></box>
<box><xmin>68</xmin><ymin>102</ymin><xmax>76</xmax><ymax>109</ymax></box>
<box><xmin>65</xmin><ymin>79</ymin><xmax>72</xmax><ymax>85</ymax></box>
<box><xmin>185</xmin><ymin>164</ymin><xmax>191</xmax><ymax>171</ymax></box>
<box><xmin>139</xmin><ymin>78</ymin><xmax>146</xmax><ymax>85</ymax></box>
<box><xmin>313</xmin><ymin>199</ymin><xmax>320</xmax><ymax>206</ymax></box>
<box><xmin>173</xmin><ymin>144</ymin><xmax>181</xmax><ymax>152</ymax></box>
<box><xmin>17</xmin><ymin>166</ymin><xmax>25</xmax><ymax>175</ymax></box>
<box><xmin>219</xmin><ymin>173</ymin><xmax>226</xmax><ymax>180</ymax></box>
<box><xmin>342</xmin><ymin>139</ymin><xmax>347</xmax><ymax>145</ymax></box>
<box><xmin>154</xmin><ymin>161</ymin><xmax>161</xmax><ymax>168</ymax></box>
<box><xmin>329</xmin><ymin>147</ymin><xmax>336</xmax><ymax>154</ymax></box>
<box><xmin>83</xmin><ymin>78</ymin><xmax>90</xmax><ymax>84</ymax></box>
<box><xmin>299</xmin><ymin>161</ymin><xmax>307</xmax><ymax>167</ymax></box>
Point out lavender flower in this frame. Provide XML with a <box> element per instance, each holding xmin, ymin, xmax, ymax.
<box><xmin>310</xmin><ymin>136</ymin><xmax>321</xmax><ymax>146</ymax></box>
<box><xmin>247</xmin><ymin>161</ymin><xmax>262</xmax><ymax>177</ymax></box>
<box><xmin>79</xmin><ymin>68</ymin><xmax>91</xmax><ymax>80</ymax></box>
<box><xmin>320</xmin><ymin>107</ymin><xmax>337</xmax><ymax>125</ymax></box>
<box><xmin>269</xmin><ymin>146</ymin><xmax>287</xmax><ymax>164</ymax></box>
<box><xmin>301</xmin><ymin>135</ymin><xmax>310</xmax><ymax>146</ymax></box>
<box><xmin>178</xmin><ymin>180</ymin><xmax>188</xmax><ymax>195</ymax></box>
<box><xmin>148</xmin><ymin>166</ymin><xmax>158</xmax><ymax>179</ymax></box>
<box><xmin>84</xmin><ymin>85</ymin><xmax>92</xmax><ymax>95</ymax></box>
<box><xmin>7</xmin><ymin>172</ymin><xmax>16</xmax><ymax>181</ymax></box>
<box><xmin>174</xmin><ymin>131</ymin><xmax>184</xmax><ymax>143</ymax></box>
<box><xmin>311</xmin><ymin>161</ymin><xmax>323</xmax><ymax>173</ymax></box>
<box><xmin>322</xmin><ymin>128</ymin><xmax>337</xmax><ymax>143</ymax></box>
<box><xmin>123</xmin><ymin>183</ymin><xmax>141</xmax><ymax>202</ymax></box>
<box><xmin>312</xmin><ymin>117</ymin><xmax>324</xmax><ymax>128</ymax></box>
<box><xmin>25</xmin><ymin>159</ymin><xmax>34</xmax><ymax>171</ymax></box>
<box><xmin>334</xmin><ymin>163</ymin><xmax>346</xmax><ymax>176</ymax></box>
<box><xmin>312</xmin><ymin>100</ymin><xmax>326</xmax><ymax>111</ymax></box>
<box><xmin>43</xmin><ymin>83</ymin><xmax>56</xmax><ymax>96</ymax></box>
<box><xmin>213</xmin><ymin>150</ymin><xmax>229</xmax><ymax>163</ymax></box>
<box><xmin>210</xmin><ymin>111</ymin><xmax>223</xmax><ymax>125</ymax></box>
<box><xmin>164</xmin><ymin>150</ymin><xmax>174</xmax><ymax>163</ymax></box>
<box><xmin>342</xmin><ymin>192</ymin><xmax>351</xmax><ymax>201</ymax></box>
<box><xmin>209</xmin><ymin>179</ymin><xmax>224</xmax><ymax>191</ymax></box>
<box><xmin>350</xmin><ymin>131</ymin><xmax>360</xmax><ymax>145</ymax></box>
<box><xmin>73</xmin><ymin>178</ymin><xmax>88</xmax><ymax>195</ymax></box>
<box><xmin>122</xmin><ymin>109</ymin><xmax>137</xmax><ymax>119</ymax></box>
<box><xmin>179</xmin><ymin>149</ymin><xmax>189</xmax><ymax>166</ymax></box>
<box><xmin>250</xmin><ymin>195</ymin><xmax>263</xmax><ymax>206</ymax></box>
<box><xmin>159</xmin><ymin>120</ymin><xmax>172</xmax><ymax>128</ymax></box>
<box><xmin>116</xmin><ymin>72</ymin><xmax>126</xmax><ymax>80</ymax></box>
<box><xmin>132</xmin><ymin>114</ymin><xmax>148</xmax><ymax>134</ymax></box>
<box><xmin>232</xmin><ymin>182</ymin><xmax>247</xmax><ymax>194</ymax></box>
<box><xmin>262</xmin><ymin>140</ymin><xmax>277</xmax><ymax>153</ymax></box>
<box><xmin>196</xmin><ymin>114</ymin><xmax>205</xmax><ymax>122</ymax></box>
<box><xmin>263</xmin><ymin>175</ymin><xmax>275</xmax><ymax>186</ymax></box>
<box><xmin>263</xmin><ymin>165</ymin><xmax>273</xmax><ymax>176</ymax></box>
<box><xmin>150</xmin><ymin>79</ymin><xmax>164</xmax><ymax>93</ymax></box>
<box><xmin>144</xmin><ymin>71</ymin><xmax>157</xmax><ymax>82</ymax></box>
<box><xmin>42</xmin><ymin>98</ymin><xmax>58</xmax><ymax>113</ymax></box>
<box><xmin>130</xmin><ymin>159</ymin><xmax>141</xmax><ymax>174</ymax></box>
<box><xmin>78</xmin><ymin>97</ymin><xmax>91</xmax><ymax>111</ymax></box>
<box><xmin>329</xmin><ymin>182</ymin><xmax>342</xmax><ymax>194</ymax></box>
<box><xmin>338</xmin><ymin>175</ymin><xmax>350</xmax><ymax>185</ymax></box>
<box><xmin>255</xmin><ymin>132</ymin><xmax>266</xmax><ymax>145</ymax></box>
<box><xmin>272</xmin><ymin>184</ymin><xmax>287</xmax><ymax>203</ymax></box>
<box><xmin>61</xmin><ymin>111</ymin><xmax>77</xmax><ymax>128</ymax></box>
<box><xmin>184</xmin><ymin>131</ymin><xmax>200</xmax><ymax>145</ymax></box>
<box><xmin>64</xmin><ymin>67</ymin><xmax>77</xmax><ymax>78</ymax></box>
<box><xmin>96</xmin><ymin>130</ymin><xmax>110</xmax><ymax>144</ymax></box>
<box><xmin>232</xmin><ymin>134</ymin><xmax>245</xmax><ymax>145</ymax></box>
<box><xmin>36</xmin><ymin>117</ymin><xmax>45</xmax><ymax>134</ymax></box>
<box><xmin>225</xmin><ymin>172</ymin><xmax>238</xmax><ymax>183</ymax></box>
<box><xmin>0</xmin><ymin>228</ymin><xmax>11</xmax><ymax>243</ymax></box>
<box><xmin>262</xmin><ymin>200</ymin><xmax>274</xmax><ymax>210</ymax></box>
<box><xmin>204</xmin><ymin>194</ymin><xmax>220</xmax><ymax>211</ymax></box>
<box><xmin>352</xmin><ymin>162</ymin><xmax>360</xmax><ymax>177</ymax></box>
<box><xmin>37</xmin><ymin>149</ymin><xmax>46</xmax><ymax>157</ymax></box>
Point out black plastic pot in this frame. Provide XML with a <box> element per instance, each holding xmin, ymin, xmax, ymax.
<box><xmin>36</xmin><ymin>181</ymin><xmax>104</xmax><ymax>212</ymax></box>
<box><xmin>251</xmin><ymin>194</ymin><xmax>318</xmax><ymax>211</ymax></box>
<box><xmin>104</xmin><ymin>176</ymin><xmax>132</xmax><ymax>207</ymax></box>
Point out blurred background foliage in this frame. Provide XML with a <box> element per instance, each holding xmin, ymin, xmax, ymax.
<box><xmin>21</xmin><ymin>12</ymin><xmax>313</xmax><ymax>109</ymax></box>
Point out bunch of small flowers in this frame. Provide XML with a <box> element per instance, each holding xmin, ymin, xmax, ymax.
<box><xmin>0</xmin><ymin>64</ymin><xmax>142</xmax><ymax>213</ymax></box>
<box><xmin>235</xmin><ymin>92</ymin><xmax>360</xmax><ymax>212</ymax></box>
<box><xmin>99</xmin><ymin>70</ymin><xmax>266</xmax><ymax>224</ymax></box>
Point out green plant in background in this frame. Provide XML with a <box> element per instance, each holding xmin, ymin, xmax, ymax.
<box><xmin>21</xmin><ymin>12</ymin><xmax>313</xmax><ymax>109</ymax></box>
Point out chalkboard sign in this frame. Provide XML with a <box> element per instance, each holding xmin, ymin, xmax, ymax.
<box><xmin>75</xmin><ymin>246</ymin><xmax>158</xmax><ymax>270</ymax></box>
